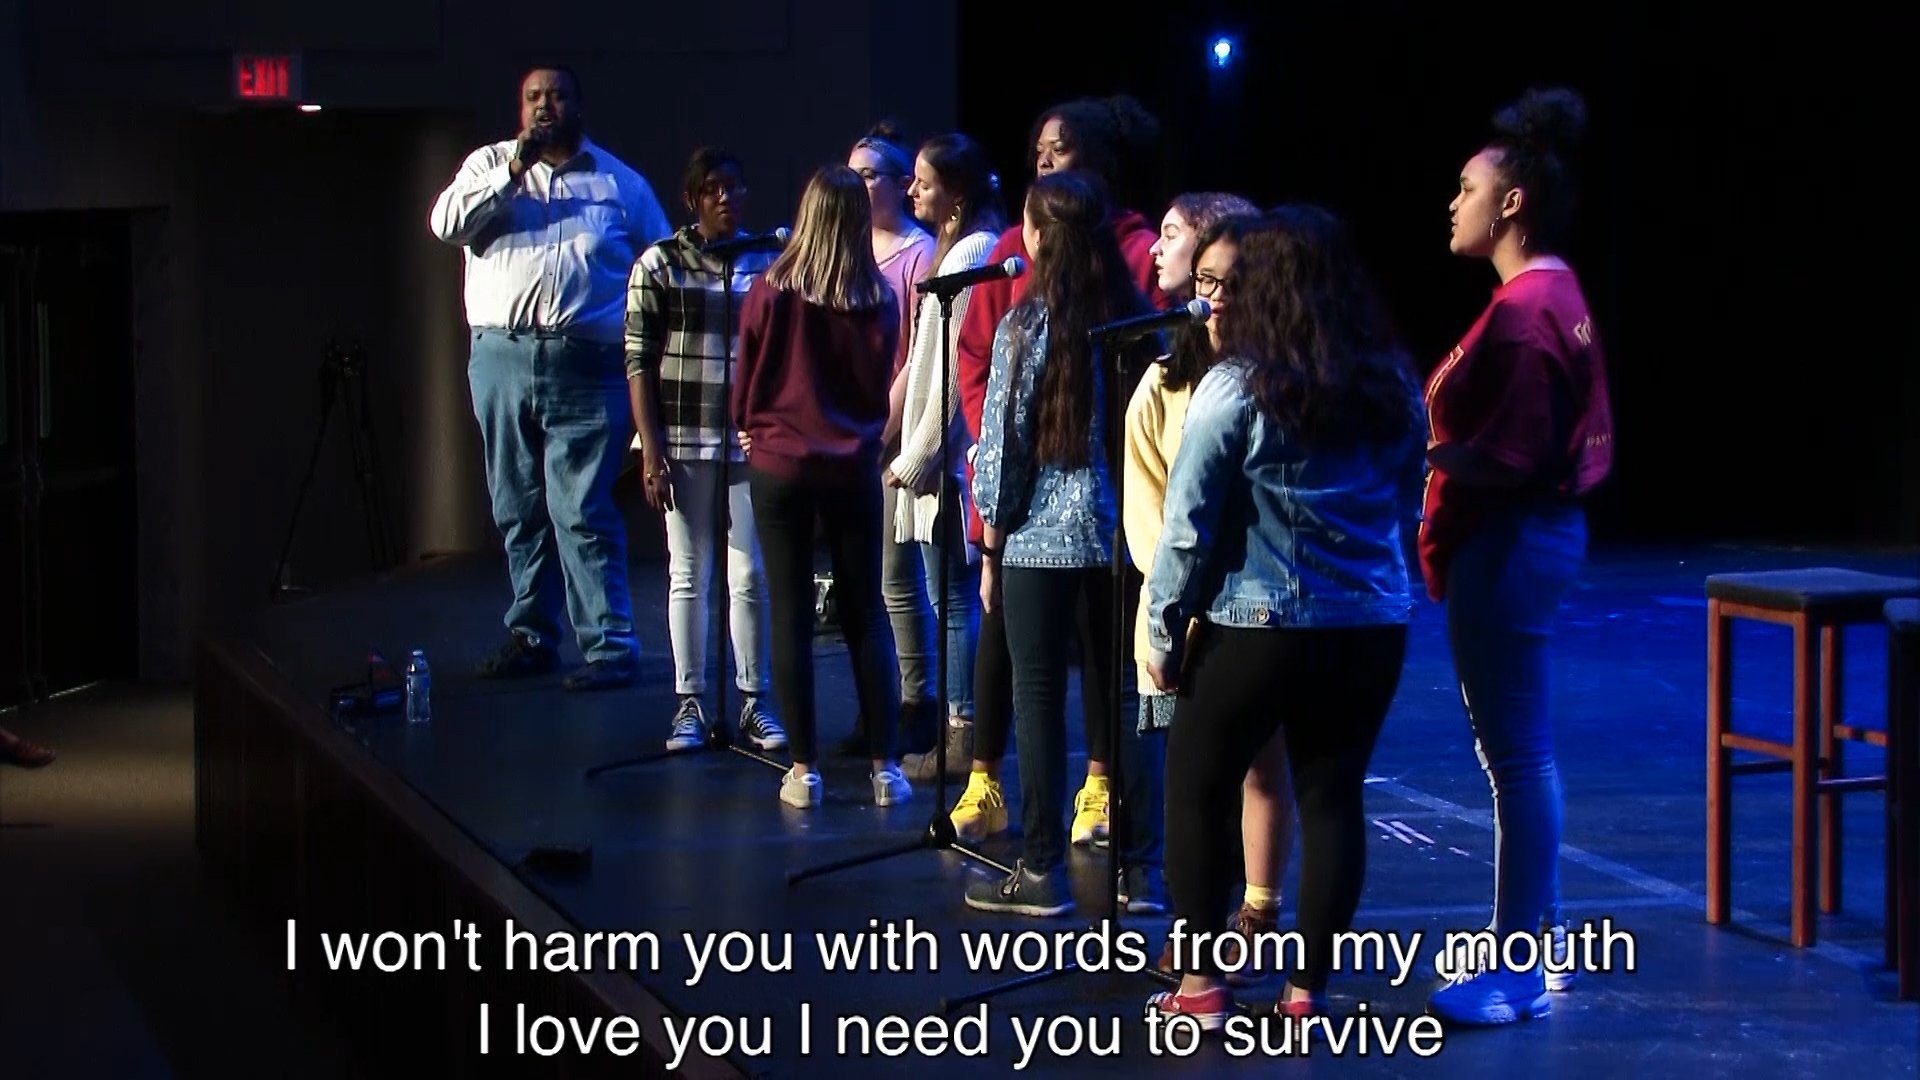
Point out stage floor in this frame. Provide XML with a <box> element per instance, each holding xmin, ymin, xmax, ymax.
<box><xmin>238</xmin><ymin>543</ymin><xmax>1920</xmax><ymax>1076</ymax></box>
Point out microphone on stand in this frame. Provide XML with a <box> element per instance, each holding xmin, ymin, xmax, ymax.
<box><xmin>1088</xmin><ymin>298</ymin><xmax>1213</xmax><ymax>346</ymax></box>
<box><xmin>703</xmin><ymin>227</ymin><xmax>791</xmax><ymax>259</ymax></box>
<box><xmin>916</xmin><ymin>256</ymin><xmax>1027</xmax><ymax>296</ymax></box>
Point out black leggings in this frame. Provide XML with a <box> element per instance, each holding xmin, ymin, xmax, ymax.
<box><xmin>749</xmin><ymin>468</ymin><xmax>899</xmax><ymax>764</ymax></box>
<box><xmin>1165</xmin><ymin>623</ymin><xmax>1407</xmax><ymax>992</ymax></box>
<box><xmin>971</xmin><ymin>574</ymin><xmax>1120</xmax><ymax>767</ymax></box>
<box><xmin>972</xmin><ymin>606</ymin><xmax>1015</xmax><ymax>762</ymax></box>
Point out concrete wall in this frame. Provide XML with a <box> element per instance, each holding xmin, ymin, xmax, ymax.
<box><xmin>0</xmin><ymin>0</ymin><xmax>957</xmax><ymax>678</ymax></box>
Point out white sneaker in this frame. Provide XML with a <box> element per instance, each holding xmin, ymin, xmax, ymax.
<box><xmin>1543</xmin><ymin>923</ymin><xmax>1577</xmax><ymax>992</ymax></box>
<box><xmin>780</xmin><ymin>769</ymin><xmax>822</xmax><ymax>808</ymax></box>
<box><xmin>1433</xmin><ymin>923</ymin><xmax>1578</xmax><ymax>993</ymax></box>
<box><xmin>872</xmin><ymin>769</ymin><xmax>912</xmax><ymax>806</ymax></box>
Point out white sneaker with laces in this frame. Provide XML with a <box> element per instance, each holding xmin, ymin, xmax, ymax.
<box><xmin>1432</xmin><ymin>923</ymin><xmax>1578</xmax><ymax>992</ymax></box>
<box><xmin>780</xmin><ymin>769</ymin><xmax>822</xmax><ymax>808</ymax></box>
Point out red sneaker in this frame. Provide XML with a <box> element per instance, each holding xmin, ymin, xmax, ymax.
<box><xmin>1274</xmin><ymin>990</ymin><xmax>1328</xmax><ymax>1019</ymax></box>
<box><xmin>1147</xmin><ymin>985</ymin><xmax>1232</xmax><ymax>1032</ymax></box>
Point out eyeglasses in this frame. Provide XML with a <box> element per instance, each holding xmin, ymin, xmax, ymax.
<box><xmin>697</xmin><ymin>181</ymin><xmax>747</xmax><ymax>199</ymax></box>
<box><xmin>853</xmin><ymin>167</ymin><xmax>901</xmax><ymax>184</ymax></box>
<box><xmin>1192</xmin><ymin>270</ymin><xmax>1233</xmax><ymax>299</ymax></box>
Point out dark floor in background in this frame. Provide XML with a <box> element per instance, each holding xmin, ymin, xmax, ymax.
<box><xmin>0</xmin><ymin>686</ymin><xmax>359</xmax><ymax>1079</ymax></box>
<box><xmin>5</xmin><ymin>543</ymin><xmax>1918</xmax><ymax>1077</ymax></box>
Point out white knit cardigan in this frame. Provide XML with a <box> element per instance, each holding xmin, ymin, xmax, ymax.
<box><xmin>888</xmin><ymin>229</ymin><xmax>997</xmax><ymax>544</ymax></box>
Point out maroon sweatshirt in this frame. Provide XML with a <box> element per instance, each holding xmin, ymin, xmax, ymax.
<box><xmin>732</xmin><ymin>277</ymin><xmax>900</xmax><ymax>482</ymax></box>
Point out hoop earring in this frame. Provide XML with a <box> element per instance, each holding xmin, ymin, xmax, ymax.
<box><xmin>1488</xmin><ymin>217</ymin><xmax>1501</xmax><ymax>240</ymax></box>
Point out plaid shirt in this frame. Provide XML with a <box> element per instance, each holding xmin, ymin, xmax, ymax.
<box><xmin>625</xmin><ymin>227</ymin><xmax>777</xmax><ymax>462</ymax></box>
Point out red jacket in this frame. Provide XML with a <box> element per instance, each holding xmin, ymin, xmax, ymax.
<box><xmin>957</xmin><ymin>208</ymin><xmax>1163</xmax><ymax>540</ymax></box>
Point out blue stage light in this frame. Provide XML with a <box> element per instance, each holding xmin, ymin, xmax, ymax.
<box><xmin>1211</xmin><ymin>37</ymin><xmax>1235</xmax><ymax>68</ymax></box>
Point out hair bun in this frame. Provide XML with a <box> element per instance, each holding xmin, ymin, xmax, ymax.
<box><xmin>865</xmin><ymin>119</ymin><xmax>906</xmax><ymax>144</ymax></box>
<box><xmin>1102</xmin><ymin>94</ymin><xmax>1163</xmax><ymax>150</ymax></box>
<box><xmin>1492</xmin><ymin>87</ymin><xmax>1588</xmax><ymax>154</ymax></box>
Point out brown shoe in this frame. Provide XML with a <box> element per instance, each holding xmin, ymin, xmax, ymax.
<box><xmin>0</xmin><ymin>730</ymin><xmax>56</xmax><ymax>768</ymax></box>
<box><xmin>1221</xmin><ymin>903</ymin><xmax>1280</xmax><ymax>986</ymax></box>
<box><xmin>902</xmin><ymin>718</ymin><xmax>972</xmax><ymax>783</ymax></box>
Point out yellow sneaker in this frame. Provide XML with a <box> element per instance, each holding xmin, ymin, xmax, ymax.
<box><xmin>1071</xmin><ymin>774</ymin><xmax>1110</xmax><ymax>845</ymax></box>
<box><xmin>950</xmin><ymin>772</ymin><xmax>1008</xmax><ymax>841</ymax></box>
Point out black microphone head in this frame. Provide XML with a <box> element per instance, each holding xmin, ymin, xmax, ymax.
<box><xmin>771</xmin><ymin>226</ymin><xmax>792</xmax><ymax>246</ymax></box>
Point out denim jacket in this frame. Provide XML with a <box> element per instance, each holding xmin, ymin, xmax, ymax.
<box><xmin>1146</xmin><ymin>360</ymin><xmax>1426</xmax><ymax>666</ymax></box>
<box><xmin>972</xmin><ymin>303</ymin><xmax>1116</xmax><ymax>569</ymax></box>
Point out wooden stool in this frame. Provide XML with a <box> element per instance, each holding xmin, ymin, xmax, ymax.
<box><xmin>1705</xmin><ymin>568</ymin><xmax>1920</xmax><ymax>948</ymax></box>
<box><xmin>1888</xmin><ymin>599</ymin><xmax>1919</xmax><ymax>999</ymax></box>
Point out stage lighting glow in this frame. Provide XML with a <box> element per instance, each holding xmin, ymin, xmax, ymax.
<box><xmin>1211</xmin><ymin>37</ymin><xmax>1235</xmax><ymax>67</ymax></box>
<box><xmin>298</xmin><ymin>104</ymin><xmax>323</xmax><ymax>113</ymax></box>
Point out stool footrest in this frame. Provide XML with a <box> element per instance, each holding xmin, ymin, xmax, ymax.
<box><xmin>1830</xmin><ymin>723</ymin><xmax>1890</xmax><ymax>748</ymax></box>
<box><xmin>1815</xmin><ymin>775</ymin><xmax>1888</xmax><ymax>795</ymax></box>
<box><xmin>1730</xmin><ymin>759</ymin><xmax>1794</xmax><ymax>776</ymax></box>
<box><xmin>1722</xmin><ymin>733</ymin><xmax>1793</xmax><ymax>758</ymax></box>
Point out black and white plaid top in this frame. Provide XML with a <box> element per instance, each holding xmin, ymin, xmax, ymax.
<box><xmin>624</xmin><ymin>226</ymin><xmax>778</xmax><ymax>462</ymax></box>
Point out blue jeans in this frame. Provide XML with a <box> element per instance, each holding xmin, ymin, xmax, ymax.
<box><xmin>917</xmin><ymin>487</ymin><xmax>979</xmax><ymax>717</ymax></box>
<box><xmin>881</xmin><ymin>487</ymin><xmax>936</xmax><ymax>703</ymax></box>
<box><xmin>468</xmin><ymin>330</ymin><xmax>636</xmax><ymax>664</ymax></box>
<box><xmin>1445</xmin><ymin>502</ymin><xmax>1585</xmax><ymax>936</ymax></box>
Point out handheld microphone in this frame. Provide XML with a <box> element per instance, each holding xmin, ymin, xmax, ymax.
<box><xmin>1088</xmin><ymin>298</ymin><xmax>1213</xmax><ymax>345</ymax></box>
<box><xmin>703</xmin><ymin>227</ymin><xmax>790</xmax><ymax>259</ymax></box>
<box><xmin>916</xmin><ymin>256</ymin><xmax>1027</xmax><ymax>296</ymax></box>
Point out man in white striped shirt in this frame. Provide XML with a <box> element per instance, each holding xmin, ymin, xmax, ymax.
<box><xmin>429</xmin><ymin>66</ymin><xmax>672</xmax><ymax>691</ymax></box>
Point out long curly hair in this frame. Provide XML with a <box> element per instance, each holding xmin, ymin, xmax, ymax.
<box><xmin>1028</xmin><ymin>94</ymin><xmax>1162</xmax><ymax>211</ymax></box>
<box><xmin>1216</xmin><ymin>205</ymin><xmax>1417</xmax><ymax>448</ymax></box>
<box><xmin>1012</xmin><ymin>172</ymin><xmax>1150</xmax><ymax>468</ymax></box>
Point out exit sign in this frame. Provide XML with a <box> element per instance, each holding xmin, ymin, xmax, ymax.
<box><xmin>234</xmin><ymin>53</ymin><xmax>302</xmax><ymax>101</ymax></box>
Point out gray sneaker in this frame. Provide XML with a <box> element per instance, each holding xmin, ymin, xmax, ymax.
<box><xmin>902</xmin><ymin>718</ymin><xmax>972</xmax><ymax>783</ymax></box>
<box><xmin>1117</xmin><ymin>864</ymin><xmax>1168</xmax><ymax>915</ymax></box>
<box><xmin>964</xmin><ymin>860</ymin><xmax>1074</xmax><ymax>917</ymax></box>
<box><xmin>665</xmin><ymin>696</ymin><xmax>706</xmax><ymax>752</ymax></box>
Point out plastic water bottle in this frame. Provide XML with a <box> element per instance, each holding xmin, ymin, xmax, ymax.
<box><xmin>405</xmin><ymin>649</ymin><xmax>432</xmax><ymax>724</ymax></box>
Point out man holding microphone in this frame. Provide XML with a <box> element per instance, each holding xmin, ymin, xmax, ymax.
<box><xmin>430</xmin><ymin>66</ymin><xmax>672</xmax><ymax>690</ymax></box>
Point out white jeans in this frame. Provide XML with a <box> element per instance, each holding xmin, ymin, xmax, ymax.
<box><xmin>663</xmin><ymin>460</ymin><xmax>771</xmax><ymax>696</ymax></box>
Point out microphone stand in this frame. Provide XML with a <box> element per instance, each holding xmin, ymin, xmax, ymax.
<box><xmin>940</xmin><ymin>333</ymin><xmax>1178</xmax><ymax>1012</ymax></box>
<box><xmin>587</xmin><ymin>241</ymin><xmax>784</xmax><ymax>779</ymax></box>
<box><xmin>786</xmin><ymin>280</ymin><xmax>1012</xmax><ymax>885</ymax></box>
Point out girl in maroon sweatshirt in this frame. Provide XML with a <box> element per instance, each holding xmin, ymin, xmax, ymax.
<box><xmin>732</xmin><ymin>165</ymin><xmax>908</xmax><ymax>809</ymax></box>
<box><xmin>1424</xmin><ymin>88</ymin><xmax>1613</xmax><ymax>1027</ymax></box>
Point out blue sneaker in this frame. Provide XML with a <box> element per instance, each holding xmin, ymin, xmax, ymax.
<box><xmin>1428</xmin><ymin>965</ymin><xmax>1551</xmax><ymax>1026</ymax></box>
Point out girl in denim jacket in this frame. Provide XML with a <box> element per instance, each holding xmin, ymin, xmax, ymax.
<box><xmin>1144</xmin><ymin>206</ymin><xmax>1425</xmax><ymax>1025</ymax></box>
